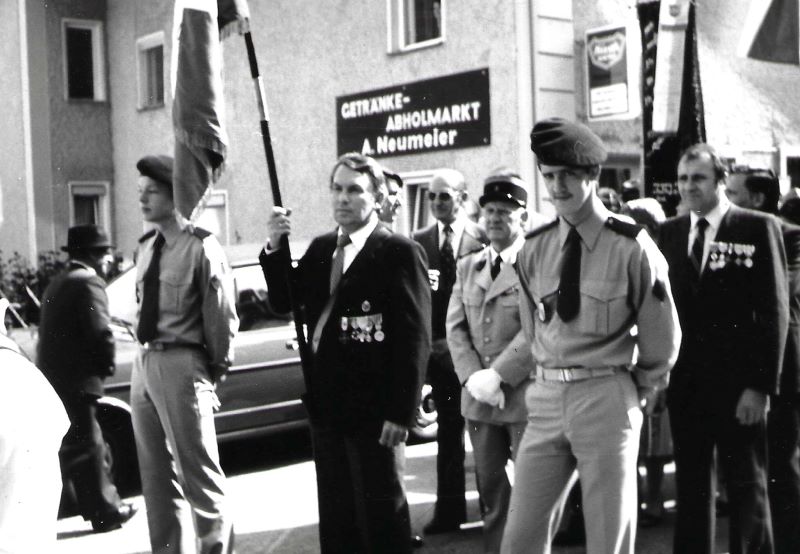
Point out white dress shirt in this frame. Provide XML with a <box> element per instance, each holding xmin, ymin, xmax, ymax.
<box><xmin>336</xmin><ymin>213</ymin><xmax>379</xmax><ymax>273</ymax></box>
<box><xmin>438</xmin><ymin>216</ymin><xmax>466</xmax><ymax>253</ymax></box>
<box><xmin>688</xmin><ymin>198</ymin><xmax>729</xmax><ymax>271</ymax></box>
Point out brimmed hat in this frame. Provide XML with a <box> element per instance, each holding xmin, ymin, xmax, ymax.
<box><xmin>61</xmin><ymin>225</ymin><xmax>114</xmax><ymax>252</ymax></box>
<box><xmin>530</xmin><ymin>118</ymin><xmax>607</xmax><ymax>166</ymax></box>
<box><xmin>136</xmin><ymin>155</ymin><xmax>174</xmax><ymax>188</ymax></box>
<box><xmin>479</xmin><ymin>171</ymin><xmax>528</xmax><ymax>208</ymax></box>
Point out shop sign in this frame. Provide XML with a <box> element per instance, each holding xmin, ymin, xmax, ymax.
<box><xmin>586</xmin><ymin>25</ymin><xmax>631</xmax><ymax>119</ymax></box>
<box><xmin>336</xmin><ymin>68</ymin><xmax>490</xmax><ymax>158</ymax></box>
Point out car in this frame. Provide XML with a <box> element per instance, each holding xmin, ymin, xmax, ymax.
<box><xmin>11</xmin><ymin>241</ymin><xmax>436</xmax><ymax>502</ymax></box>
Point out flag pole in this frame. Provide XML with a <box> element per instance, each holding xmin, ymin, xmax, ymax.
<box><xmin>242</xmin><ymin>31</ymin><xmax>315</xmax><ymax>411</ymax></box>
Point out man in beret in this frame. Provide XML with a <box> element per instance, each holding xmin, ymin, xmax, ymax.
<box><xmin>38</xmin><ymin>225</ymin><xmax>137</xmax><ymax>533</ymax></box>
<box><xmin>501</xmin><ymin>118</ymin><xmax>681</xmax><ymax>554</ymax></box>
<box><xmin>446</xmin><ymin>168</ymin><xmax>534</xmax><ymax>553</ymax></box>
<box><xmin>659</xmin><ymin>146</ymin><xmax>788</xmax><ymax>554</ymax></box>
<box><xmin>131</xmin><ymin>154</ymin><xmax>239</xmax><ymax>554</ymax></box>
<box><xmin>726</xmin><ymin>166</ymin><xmax>800</xmax><ymax>554</ymax></box>
<box><xmin>413</xmin><ymin>168</ymin><xmax>488</xmax><ymax>534</ymax></box>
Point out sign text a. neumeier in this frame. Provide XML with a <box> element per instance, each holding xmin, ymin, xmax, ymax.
<box><xmin>336</xmin><ymin>69</ymin><xmax>491</xmax><ymax>158</ymax></box>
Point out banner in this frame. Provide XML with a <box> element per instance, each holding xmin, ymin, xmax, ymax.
<box><xmin>336</xmin><ymin>69</ymin><xmax>491</xmax><ymax>158</ymax></box>
<box><xmin>586</xmin><ymin>25</ymin><xmax>630</xmax><ymax>119</ymax></box>
<box><xmin>637</xmin><ymin>0</ymin><xmax>705</xmax><ymax>216</ymax></box>
<box><xmin>171</xmin><ymin>0</ymin><xmax>249</xmax><ymax>221</ymax></box>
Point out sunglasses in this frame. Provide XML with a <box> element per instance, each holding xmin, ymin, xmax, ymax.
<box><xmin>427</xmin><ymin>191</ymin><xmax>453</xmax><ymax>202</ymax></box>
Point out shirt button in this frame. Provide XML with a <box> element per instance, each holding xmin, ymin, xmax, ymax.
<box><xmin>484</xmin><ymin>355</ymin><xmax>491</xmax><ymax>363</ymax></box>
<box><xmin>483</xmin><ymin>337</ymin><xmax>491</xmax><ymax>343</ymax></box>
<box><xmin>484</xmin><ymin>317</ymin><xmax>491</xmax><ymax>323</ymax></box>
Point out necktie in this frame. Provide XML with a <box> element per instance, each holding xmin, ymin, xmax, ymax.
<box><xmin>557</xmin><ymin>226</ymin><xmax>581</xmax><ymax>322</ymax></box>
<box><xmin>329</xmin><ymin>233</ymin><xmax>352</xmax><ymax>295</ymax></box>
<box><xmin>690</xmin><ymin>218</ymin><xmax>709</xmax><ymax>277</ymax></box>
<box><xmin>136</xmin><ymin>232</ymin><xmax>165</xmax><ymax>344</ymax></box>
<box><xmin>440</xmin><ymin>224</ymin><xmax>456</xmax><ymax>292</ymax></box>
<box><xmin>491</xmin><ymin>255</ymin><xmax>502</xmax><ymax>280</ymax></box>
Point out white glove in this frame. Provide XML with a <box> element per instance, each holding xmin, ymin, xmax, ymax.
<box><xmin>466</xmin><ymin>368</ymin><xmax>504</xmax><ymax>407</ymax></box>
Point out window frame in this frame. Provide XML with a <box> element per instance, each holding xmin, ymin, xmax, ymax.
<box><xmin>68</xmin><ymin>181</ymin><xmax>110</xmax><ymax>230</ymax></box>
<box><xmin>136</xmin><ymin>31</ymin><xmax>166</xmax><ymax>110</ymax></box>
<box><xmin>62</xmin><ymin>18</ymin><xmax>107</xmax><ymax>102</ymax></box>
<box><xmin>387</xmin><ymin>0</ymin><xmax>445</xmax><ymax>54</ymax></box>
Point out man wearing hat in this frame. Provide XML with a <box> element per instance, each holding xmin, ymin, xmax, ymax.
<box><xmin>38</xmin><ymin>224</ymin><xmax>138</xmax><ymax>532</ymax></box>
<box><xmin>501</xmin><ymin>118</ymin><xmax>681</xmax><ymax>554</ymax></box>
<box><xmin>446</xmin><ymin>168</ymin><xmax>534</xmax><ymax>553</ymax></box>
<box><xmin>132</xmin><ymin>155</ymin><xmax>238</xmax><ymax>553</ymax></box>
<box><xmin>413</xmin><ymin>168</ymin><xmax>488</xmax><ymax>533</ymax></box>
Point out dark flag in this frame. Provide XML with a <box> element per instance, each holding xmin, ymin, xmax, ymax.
<box><xmin>637</xmin><ymin>0</ymin><xmax>705</xmax><ymax>216</ymax></box>
<box><xmin>172</xmin><ymin>0</ymin><xmax>250</xmax><ymax>220</ymax></box>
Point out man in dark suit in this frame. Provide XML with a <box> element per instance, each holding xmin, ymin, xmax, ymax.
<box><xmin>659</xmin><ymin>144</ymin><xmax>789</xmax><ymax>554</ymax></box>
<box><xmin>260</xmin><ymin>152</ymin><xmax>431</xmax><ymax>553</ymax></box>
<box><xmin>37</xmin><ymin>225</ymin><xmax>137</xmax><ymax>533</ymax></box>
<box><xmin>726</xmin><ymin>167</ymin><xmax>800</xmax><ymax>554</ymax></box>
<box><xmin>413</xmin><ymin>168</ymin><xmax>488</xmax><ymax>533</ymax></box>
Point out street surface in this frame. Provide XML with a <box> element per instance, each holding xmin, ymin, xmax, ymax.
<box><xmin>55</xmin><ymin>430</ymin><xmax>729</xmax><ymax>553</ymax></box>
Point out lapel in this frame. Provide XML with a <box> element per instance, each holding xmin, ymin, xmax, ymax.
<box><xmin>473</xmin><ymin>251</ymin><xmax>493</xmax><ymax>292</ymax></box>
<box><xmin>458</xmin><ymin>221</ymin><xmax>486</xmax><ymax>258</ymax></box>
<box><xmin>484</xmin><ymin>262</ymin><xmax>517</xmax><ymax>303</ymax></box>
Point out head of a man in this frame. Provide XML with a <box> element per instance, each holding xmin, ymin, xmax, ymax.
<box><xmin>676</xmin><ymin>143</ymin><xmax>726</xmax><ymax>216</ymax></box>
<box><xmin>726</xmin><ymin>167</ymin><xmax>780</xmax><ymax>214</ymax></box>
<box><xmin>479</xmin><ymin>168</ymin><xmax>528</xmax><ymax>250</ymax></box>
<box><xmin>62</xmin><ymin>224</ymin><xmax>115</xmax><ymax>278</ymax></box>
<box><xmin>377</xmin><ymin>169</ymin><xmax>403</xmax><ymax>224</ymax></box>
<box><xmin>428</xmin><ymin>168</ymin><xmax>467</xmax><ymax>225</ymax></box>
<box><xmin>137</xmin><ymin>155</ymin><xmax>175</xmax><ymax>225</ymax></box>
<box><xmin>329</xmin><ymin>152</ymin><xmax>387</xmax><ymax>234</ymax></box>
<box><xmin>530</xmin><ymin>118</ymin><xmax>607</xmax><ymax>222</ymax></box>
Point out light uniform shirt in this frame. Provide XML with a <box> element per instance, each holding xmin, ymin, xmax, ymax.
<box><xmin>336</xmin><ymin>214</ymin><xmax>379</xmax><ymax>273</ymax></box>
<box><xmin>516</xmin><ymin>194</ymin><xmax>681</xmax><ymax>390</ymax></box>
<box><xmin>135</xmin><ymin>222</ymin><xmax>238</xmax><ymax>369</ymax></box>
<box><xmin>688</xmin><ymin>198</ymin><xmax>730</xmax><ymax>271</ymax></box>
<box><xmin>438</xmin><ymin>216</ymin><xmax>466</xmax><ymax>252</ymax></box>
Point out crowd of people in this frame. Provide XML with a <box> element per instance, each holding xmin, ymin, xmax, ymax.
<box><xmin>2</xmin><ymin>115</ymin><xmax>799</xmax><ymax>554</ymax></box>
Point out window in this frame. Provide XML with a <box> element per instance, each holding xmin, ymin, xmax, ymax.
<box><xmin>137</xmin><ymin>32</ymin><xmax>165</xmax><ymax>109</ymax></box>
<box><xmin>388</xmin><ymin>0</ymin><xmax>444</xmax><ymax>53</ymax></box>
<box><xmin>397</xmin><ymin>170</ymin><xmax>437</xmax><ymax>232</ymax></box>
<box><xmin>69</xmin><ymin>182</ymin><xmax>109</xmax><ymax>228</ymax></box>
<box><xmin>62</xmin><ymin>19</ymin><xmax>106</xmax><ymax>101</ymax></box>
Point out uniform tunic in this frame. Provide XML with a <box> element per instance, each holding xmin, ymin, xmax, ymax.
<box><xmin>501</xmin><ymin>195</ymin><xmax>680</xmax><ymax>554</ymax></box>
<box><xmin>131</xmin><ymin>222</ymin><xmax>238</xmax><ymax>554</ymax></box>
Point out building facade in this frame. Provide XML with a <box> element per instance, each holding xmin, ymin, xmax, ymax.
<box><xmin>2</xmin><ymin>0</ymin><xmax>799</xmax><ymax>263</ymax></box>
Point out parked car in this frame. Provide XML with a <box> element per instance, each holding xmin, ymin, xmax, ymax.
<box><xmin>11</xmin><ymin>241</ymin><xmax>436</xmax><ymax>501</ymax></box>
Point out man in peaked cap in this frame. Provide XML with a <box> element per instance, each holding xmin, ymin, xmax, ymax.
<box><xmin>37</xmin><ymin>225</ymin><xmax>138</xmax><ymax>533</ymax></box>
<box><xmin>446</xmin><ymin>168</ymin><xmax>534</xmax><ymax>553</ymax></box>
<box><xmin>131</xmin><ymin>154</ymin><xmax>239</xmax><ymax>553</ymax></box>
<box><xmin>501</xmin><ymin>118</ymin><xmax>681</xmax><ymax>554</ymax></box>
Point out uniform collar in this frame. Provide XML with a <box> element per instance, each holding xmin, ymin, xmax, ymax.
<box><xmin>490</xmin><ymin>233</ymin><xmax>525</xmax><ymax>265</ymax></box>
<box><xmin>558</xmin><ymin>194</ymin><xmax>609</xmax><ymax>252</ymax></box>
<box><xmin>689</xmin><ymin>196</ymin><xmax>729</xmax><ymax>232</ymax></box>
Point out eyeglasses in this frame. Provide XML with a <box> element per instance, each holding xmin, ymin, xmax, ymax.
<box><xmin>427</xmin><ymin>191</ymin><xmax>453</xmax><ymax>202</ymax></box>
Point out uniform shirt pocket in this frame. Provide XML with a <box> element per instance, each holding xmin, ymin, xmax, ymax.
<box><xmin>579</xmin><ymin>279</ymin><xmax>628</xmax><ymax>336</ymax></box>
<box><xmin>160</xmin><ymin>270</ymin><xmax>193</xmax><ymax>315</ymax></box>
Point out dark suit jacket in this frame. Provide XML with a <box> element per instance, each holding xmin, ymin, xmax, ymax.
<box><xmin>780</xmin><ymin>220</ymin><xmax>800</xmax><ymax>395</ymax></box>
<box><xmin>37</xmin><ymin>261</ymin><xmax>115</xmax><ymax>400</ymax></box>
<box><xmin>413</xmin><ymin>219</ymin><xmax>488</xmax><ymax>340</ymax></box>
<box><xmin>260</xmin><ymin>223</ymin><xmax>431</xmax><ymax>433</ymax></box>
<box><xmin>659</xmin><ymin>206</ymin><xmax>789</xmax><ymax>398</ymax></box>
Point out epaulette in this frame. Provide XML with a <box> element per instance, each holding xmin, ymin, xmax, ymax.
<box><xmin>138</xmin><ymin>229</ymin><xmax>156</xmax><ymax>243</ymax></box>
<box><xmin>604</xmin><ymin>217</ymin><xmax>642</xmax><ymax>239</ymax></box>
<box><xmin>190</xmin><ymin>226</ymin><xmax>212</xmax><ymax>240</ymax></box>
<box><xmin>524</xmin><ymin>219</ymin><xmax>558</xmax><ymax>240</ymax></box>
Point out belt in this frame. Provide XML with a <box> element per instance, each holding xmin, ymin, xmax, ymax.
<box><xmin>533</xmin><ymin>365</ymin><xmax>627</xmax><ymax>383</ymax></box>
<box><xmin>141</xmin><ymin>341</ymin><xmax>202</xmax><ymax>352</ymax></box>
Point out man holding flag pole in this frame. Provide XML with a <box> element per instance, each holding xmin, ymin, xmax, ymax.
<box><xmin>130</xmin><ymin>1</ymin><xmax>245</xmax><ymax>553</ymax></box>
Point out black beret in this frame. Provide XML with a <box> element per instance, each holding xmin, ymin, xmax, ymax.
<box><xmin>530</xmin><ymin>118</ymin><xmax>607</xmax><ymax>166</ymax></box>
<box><xmin>136</xmin><ymin>155</ymin><xmax>174</xmax><ymax>188</ymax></box>
<box><xmin>479</xmin><ymin>172</ymin><xmax>528</xmax><ymax>208</ymax></box>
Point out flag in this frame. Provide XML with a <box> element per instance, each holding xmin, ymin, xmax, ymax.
<box><xmin>172</xmin><ymin>0</ymin><xmax>249</xmax><ymax>221</ymax></box>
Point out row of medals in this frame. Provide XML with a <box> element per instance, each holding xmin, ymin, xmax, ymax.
<box><xmin>340</xmin><ymin>301</ymin><xmax>385</xmax><ymax>343</ymax></box>
<box><xmin>708</xmin><ymin>241</ymin><xmax>755</xmax><ymax>270</ymax></box>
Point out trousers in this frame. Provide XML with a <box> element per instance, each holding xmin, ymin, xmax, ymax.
<box><xmin>131</xmin><ymin>346</ymin><xmax>231</xmax><ymax>554</ymax></box>
<box><xmin>501</xmin><ymin>372</ymin><xmax>641</xmax><ymax>554</ymax></box>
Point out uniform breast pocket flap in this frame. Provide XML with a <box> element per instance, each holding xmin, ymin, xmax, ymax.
<box><xmin>160</xmin><ymin>271</ymin><xmax>192</xmax><ymax>314</ymax></box>
<box><xmin>580</xmin><ymin>279</ymin><xmax>627</xmax><ymax>335</ymax></box>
